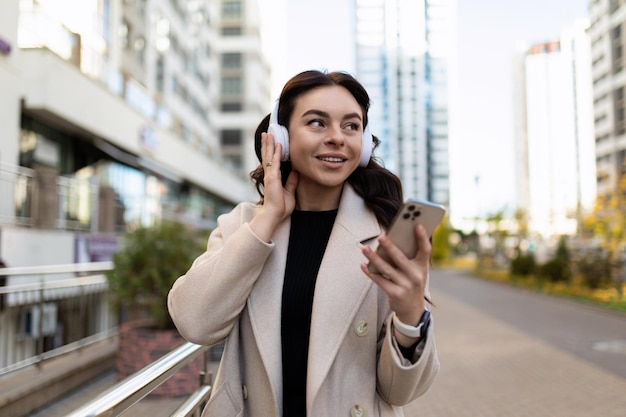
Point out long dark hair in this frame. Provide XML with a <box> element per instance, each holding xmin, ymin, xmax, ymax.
<box><xmin>251</xmin><ymin>70</ymin><xmax>403</xmax><ymax>229</ymax></box>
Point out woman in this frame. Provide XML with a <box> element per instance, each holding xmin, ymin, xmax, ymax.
<box><xmin>168</xmin><ymin>70</ymin><xmax>439</xmax><ymax>417</ymax></box>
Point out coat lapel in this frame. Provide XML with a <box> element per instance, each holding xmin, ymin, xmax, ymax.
<box><xmin>306</xmin><ymin>185</ymin><xmax>382</xmax><ymax>409</ymax></box>
<box><xmin>246</xmin><ymin>217</ymin><xmax>291</xmax><ymax>408</ymax></box>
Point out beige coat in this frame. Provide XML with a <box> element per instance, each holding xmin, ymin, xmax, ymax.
<box><xmin>168</xmin><ymin>185</ymin><xmax>439</xmax><ymax>417</ymax></box>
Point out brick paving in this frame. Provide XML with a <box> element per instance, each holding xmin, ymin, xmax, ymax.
<box><xmin>17</xmin><ymin>268</ymin><xmax>626</xmax><ymax>416</ymax></box>
<box><xmin>407</xmin><ymin>273</ymin><xmax>626</xmax><ymax>417</ymax></box>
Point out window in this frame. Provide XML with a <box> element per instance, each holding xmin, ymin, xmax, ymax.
<box><xmin>614</xmin><ymin>87</ymin><xmax>626</xmax><ymax>135</ymax></box>
<box><xmin>224</xmin><ymin>154</ymin><xmax>242</xmax><ymax>171</ymax></box>
<box><xmin>222</xmin><ymin>52</ymin><xmax>242</xmax><ymax>69</ymax></box>
<box><xmin>222</xmin><ymin>1</ymin><xmax>243</xmax><ymax>19</ymax></box>
<box><xmin>221</xmin><ymin>76</ymin><xmax>242</xmax><ymax>95</ymax></box>
<box><xmin>221</xmin><ymin>130</ymin><xmax>242</xmax><ymax>146</ymax></box>
<box><xmin>611</xmin><ymin>24</ymin><xmax>624</xmax><ymax>74</ymax></box>
<box><xmin>156</xmin><ymin>55</ymin><xmax>165</xmax><ymax>93</ymax></box>
<box><xmin>102</xmin><ymin>0</ymin><xmax>111</xmax><ymax>44</ymax></box>
<box><xmin>610</xmin><ymin>0</ymin><xmax>622</xmax><ymax>14</ymax></box>
<box><xmin>221</xmin><ymin>26</ymin><xmax>242</xmax><ymax>36</ymax></box>
<box><xmin>221</xmin><ymin>102</ymin><xmax>242</xmax><ymax>112</ymax></box>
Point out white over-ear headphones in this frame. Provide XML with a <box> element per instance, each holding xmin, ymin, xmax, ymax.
<box><xmin>267</xmin><ymin>99</ymin><xmax>373</xmax><ymax>167</ymax></box>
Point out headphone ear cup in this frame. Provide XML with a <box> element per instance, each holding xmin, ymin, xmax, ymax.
<box><xmin>267</xmin><ymin>99</ymin><xmax>290</xmax><ymax>161</ymax></box>
<box><xmin>268</xmin><ymin>123</ymin><xmax>290</xmax><ymax>161</ymax></box>
<box><xmin>359</xmin><ymin>125</ymin><xmax>373</xmax><ymax>167</ymax></box>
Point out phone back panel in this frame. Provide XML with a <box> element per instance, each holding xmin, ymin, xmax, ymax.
<box><xmin>387</xmin><ymin>199</ymin><xmax>446</xmax><ymax>258</ymax></box>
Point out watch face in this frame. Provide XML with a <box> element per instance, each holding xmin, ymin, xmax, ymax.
<box><xmin>420</xmin><ymin>310</ymin><xmax>431</xmax><ymax>335</ymax></box>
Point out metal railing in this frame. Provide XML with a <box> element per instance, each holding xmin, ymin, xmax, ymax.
<box><xmin>0</xmin><ymin>262</ymin><xmax>115</xmax><ymax>375</ymax></box>
<box><xmin>65</xmin><ymin>342</ymin><xmax>212</xmax><ymax>417</ymax></box>
<box><xmin>0</xmin><ymin>261</ymin><xmax>215</xmax><ymax>416</ymax></box>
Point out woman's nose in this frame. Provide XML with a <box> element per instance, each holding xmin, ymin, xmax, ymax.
<box><xmin>325</xmin><ymin>124</ymin><xmax>345</xmax><ymax>145</ymax></box>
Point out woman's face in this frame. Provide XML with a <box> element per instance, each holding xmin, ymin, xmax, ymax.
<box><xmin>287</xmin><ymin>85</ymin><xmax>364</xmax><ymax>197</ymax></box>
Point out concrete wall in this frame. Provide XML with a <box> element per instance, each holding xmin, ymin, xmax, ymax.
<box><xmin>0</xmin><ymin>1</ymin><xmax>22</xmax><ymax>221</ymax></box>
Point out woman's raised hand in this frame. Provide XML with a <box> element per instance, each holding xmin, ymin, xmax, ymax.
<box><xmin>249</xmin><ymin>132</ymin><xmax>298</xmax><ymax>242</ymax></box>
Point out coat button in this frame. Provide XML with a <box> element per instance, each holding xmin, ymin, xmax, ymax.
<box><xmin>355</xmin><ymin>320</ymin><xmax>369</xmax><ymax>337</ymax></box>
<box><xmin>351</xmin><ymin>404</ymin><xmax>366</xmax><ymax>417</ymax></box>
<box><xmin>242</xmin><ymin>384</ymin><xmax>248</xmax><ymax>400</ymax></box>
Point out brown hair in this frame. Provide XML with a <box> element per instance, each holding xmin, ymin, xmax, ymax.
<box><xmin>250</xmin><ymin>70</ymin><xmax>403</xmax><ymax>229</ymax></box>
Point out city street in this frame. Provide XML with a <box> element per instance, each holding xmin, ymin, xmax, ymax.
<box><xmin>26</xmin><ymin>267</ymin><xmax>626</xmax><ymax>416</ymax></box>
<box><xmin>409</xmin><ymin>268</ymin><xmax>626</xmax><ymax>416</ymax></box>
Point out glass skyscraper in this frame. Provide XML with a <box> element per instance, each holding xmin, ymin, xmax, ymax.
<box><xmin>355</xmin><ymin>0</ymin><xmax>454</xmax><ymax>205</ymax></box>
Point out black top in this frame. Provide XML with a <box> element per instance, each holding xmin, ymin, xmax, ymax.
<box><xmin>281</xmin><ymin>209</ymin><xmax>338</xmax><ymax>417</ymax></box>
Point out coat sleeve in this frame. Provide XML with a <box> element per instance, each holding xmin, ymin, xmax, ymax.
<box><xmin>167</xmin><ymin>203</ymin><xmax>273</xmax><ymax>346</ymax></box>
<box><xmin>376</xmin><ymin>314</ymin><xmax>440</xmax><ymax>405</ymax></box>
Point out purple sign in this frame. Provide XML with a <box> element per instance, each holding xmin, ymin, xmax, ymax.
<box><xmin>0</xmin><ymin>37</ymin><xmax>11</xmax><ymax>56</ymax></box>
<box><xmin>75</xmin><ymin>235</ymin><xmax>120</xmax><ymax>262</ymax></box>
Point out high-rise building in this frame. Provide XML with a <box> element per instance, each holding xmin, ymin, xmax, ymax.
<box><xmin>355</xmin><ymin>0</ymin><xmax>454</xmax><ymax>206</ymax></box>
<box><xmin>514</xmin><ymin>20</ymin><xmax>595</xmax><ymax>237</ymax></box>
<box><xmin>216</xmin><ymin>0</ymin><xmax>271</xmax><ymax>176</ymax></box>
<box><xmin>589</xmin><ymin>0</ymin><xmax>626</xmax><ymax>196</ymax></box>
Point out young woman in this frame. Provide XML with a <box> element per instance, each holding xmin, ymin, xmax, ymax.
<box><xmin>168</xmin><ymin>70</ymin><xmax>439</xmax><ymax>417</ymax></box>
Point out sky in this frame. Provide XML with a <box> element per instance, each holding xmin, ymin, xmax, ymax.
<box><xmin>259</xmin><ymin>0</ymin><xmax>591</xmax><ymax>228</ymax></box>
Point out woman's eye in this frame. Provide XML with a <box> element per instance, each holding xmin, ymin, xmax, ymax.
<box><xmin>344</xmin><ymin>122</ymin><xmax>360</xmax><ymax>131</ymax></box>
<box><xmin>308</xmin><ymin>119</ymin><xmax>325</xmax><ymax>127</ymax></box>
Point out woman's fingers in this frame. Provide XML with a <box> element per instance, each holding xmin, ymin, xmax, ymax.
<box><xmin>413</xmin><ymin>224</ymin><xmax>433</xmax><ymax>261</ymax></box>
<box><xmin>378</xmin><ymin>225</ymin><xmax>432</xmax><ymax>271</ymax></box>
<box><xmin>262</xmin><ymin>133</ymin><xmax>274</xmax><ymax>168</ymax></box>
<box><xmin>361</xmin><ymin>227</ymin><xmax>431</xmax><ymax>293</ymax></box>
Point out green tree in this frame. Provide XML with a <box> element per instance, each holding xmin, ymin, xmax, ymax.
<box><xmin>431</xmin><ymin>215</ymin><xmax>451</xmax><ymax>263</ymax></box>
<box><xmin>583</xmin><ymin>168</ymin><xmax>626</xmax><ymax>298</ymax></box>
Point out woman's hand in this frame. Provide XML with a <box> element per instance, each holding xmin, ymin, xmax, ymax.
<box><xmin>360</xmin><ymin>224</ymin><xmax>431</xmax><ymax>346</ymax></box>
<box><xmin>249</xmin><ymin>132</ymin><xmax>298</xmax><ymax>242</ymax></box>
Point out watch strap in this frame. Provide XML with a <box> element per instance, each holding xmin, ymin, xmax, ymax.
<box><xmin>392</xmin><ymin>310</ymin><xmax>431</xmax><ymax>338</ymax></box>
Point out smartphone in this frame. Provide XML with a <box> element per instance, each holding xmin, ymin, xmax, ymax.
<box><xmin>367</xmin><ymin>199</ymin><xmax>446</xmax><ymax>274</ymax></box>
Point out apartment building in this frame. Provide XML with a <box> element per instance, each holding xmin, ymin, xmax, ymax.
<box><xmin>589</xmin><ymin>0</ymin><xmax>626</xmax><ymax>195</ymax></box>
<box><xmin>0</xmin><ymin>0</ymin><xmax>267</xmax><ymax>366</ymax></box>
<box><xmin>216</xmin><ymin>0</ymin><xmax>271</xmax><ymax>176</ymax></box>
<box><xmin>0</xmin><ymin>0</ymin><xmax>268</xmax><ymax>267</ymax></box>
<box><xmin>514</xmin><ymin>21</ymin><xmax>596</xmax><ymax>238</ymax></box>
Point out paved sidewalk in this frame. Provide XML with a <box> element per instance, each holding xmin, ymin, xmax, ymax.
<box><xmin>407</xmin><ymin>281</ymin><xmax>626</xmax><ymax>416</ymax></box>
<box><xmin>22</xmin><ymin>269</ymin><xmax>626</xmax><ymax>416</ymax></box>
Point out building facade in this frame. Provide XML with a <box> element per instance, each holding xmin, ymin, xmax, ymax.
<box><xmin>589</xmin><ymin>0</ymin><xmax>626</xmax><ymax>196</ymax></box>
<box><xmin>0</xmin><ymin>0</ymin><xmax>267</xmax><ymax>368</ymax></box>
<box><xmin>0</xmin><ymin>0</ymin><xmax>268</xmax><ymax>266</ymax></box>
<box><xmin>355</xmin><ymin>0</ymin><xmax>454</xmax><ymax>206</ymax></box>
<box><xmin>216</xmin><ymin>0</ymin><xmax>271</xmax><ymax>176</ymax></box>
<box><xmin>514</xmin><ymin>21</ymin><xmax>596</xmax><ymax>238</ymax></box>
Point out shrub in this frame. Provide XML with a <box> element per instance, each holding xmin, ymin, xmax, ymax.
<box><xmin>106</xmin><ymin>221</ymin><xmax>207</xmax><ymax>329</ymax></box>
<box><xmin>576</xmin><ymin>248</ymin><xmax>611</xmax><ymax>289</ymax></box>
<box><xmin>539</xmin><ymin>258</ymin><xmax>571</xmax><ymax>283</ymax></box>
<box><xmin>539</xmin><ymin>237</ymin><xmax>571</xmax><ymax>283</ymax></box>
<box><xmin>510</xmin><ymin>251</ymin><xmax>536</xmax><ymax>276</ymax></box>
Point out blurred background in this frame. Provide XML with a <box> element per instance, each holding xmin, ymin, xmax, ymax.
<box><xmin>1</xmin><ymin>0</ymin><xmax>625</xmax><ymax>416</ymax></box>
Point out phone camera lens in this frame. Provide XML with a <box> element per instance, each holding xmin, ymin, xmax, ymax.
<box><xmin>402</xmin><ymin>213</ymin><xmax>410</xmax><ymax>219</ymax></box>
<box><xmin>412</xmin><ymin>210</ymin><xmax>421</xmax><ymax>219</ymax></box>
<box><xmin>407</xmin><ymin>204</ymin><xmax>416</xmax><ymax>212</ymax></box>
